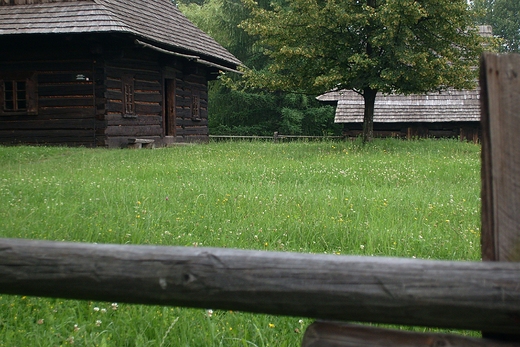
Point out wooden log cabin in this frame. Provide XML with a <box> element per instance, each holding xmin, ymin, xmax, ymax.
<box><xmin>0</xmin><ymin>0</ymin><xmax>242</xmax><ymax>147</ymax></box>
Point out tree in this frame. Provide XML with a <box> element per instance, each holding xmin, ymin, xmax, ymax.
<box><xmin>473</xmin><ymin>0</ymin><xmax>520</xmax><ymax>52</ymax></box>
<box><xmin>178</xmin><ymin>0</ymin><xmax>339</xmax><ymax>136</ymax></box>
<box><xmin>240</xmin><ymin>0</ymin><xmax>487</xmax><ymax>142</ymax></box>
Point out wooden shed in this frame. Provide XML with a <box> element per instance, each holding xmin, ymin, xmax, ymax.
<box><xmin>0</xmin><ymin>0</ymin><xmax>242</xmax><ymax>148</ymax></box>
<box><xmin>317</xmin><ymin>88</ymin><xmax>481</xmax><ymax>141</ymax></box>
<box><xmin>317</xmin><ymin>25</ymin><xmax>492</xmax><ymax>142</ymax></box>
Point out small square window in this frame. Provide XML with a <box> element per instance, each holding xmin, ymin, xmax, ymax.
<box><xmin>1</xmin><ymin>74</ymin><xmax>38</xmax><ymax>116</ymax></box>
<box><xmin>3</xmin><ymin>81</ymin><xmax>27</xmax><ymax>111</ymax></box>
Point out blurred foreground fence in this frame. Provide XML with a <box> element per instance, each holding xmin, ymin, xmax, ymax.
<box><xmin>1</xmin><ymin>53</ymin><xmax>520</xmax><ymax>346</ymax></box>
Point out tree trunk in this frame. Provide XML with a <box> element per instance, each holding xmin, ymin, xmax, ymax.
<box><xmin>362</xmin><ymin>88</ymin><xmax>377</xmax><ymax>143</ymax></box>
<box><xmin>362</xmin><ymin>0</ymin><xmax>377</xmax><ymax>143</ymax></box>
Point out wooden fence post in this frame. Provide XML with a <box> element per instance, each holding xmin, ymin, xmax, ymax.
<box><xmin>480</xmin><ymin>53</ymin><xmax>520</xmax><ymax>263</ymax></box>
<box><xmin>480</xmin><ymin>53</ymin><xmax>520</xmax><ymax>341</ymax></box>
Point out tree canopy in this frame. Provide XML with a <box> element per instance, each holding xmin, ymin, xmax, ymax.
<box><xmin>179</xmin><ymin>0</ymin><xmax>339</xmax><ymax>136</ymax></box>
<box><xmin>240</xmin><ymin>0</ymin><xmax>487</xmax><ymax>141</ymax></box>
<box><xmin>473</xmin><ymin>0</ymin><xmax>520</xmax><ymax>52</ymax></box>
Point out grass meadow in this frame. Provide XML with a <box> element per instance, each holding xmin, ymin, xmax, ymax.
<box><xmin>0</xmin><ymin>139</ymin><xmax>482</xmax><ymax>346</ymax></box>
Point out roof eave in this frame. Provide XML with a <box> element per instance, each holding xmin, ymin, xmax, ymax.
<box><xmin>135</xmin><ymin>39</ymin><xmax>243</xmax><ymax>74</ymax></box>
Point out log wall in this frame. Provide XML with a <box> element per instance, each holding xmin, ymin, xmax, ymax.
<box><xmin>174</xmin><ymin>68</ymin><xmax>209</xmax><ymax>143</ymax></box>
<box><xmin>0</xmin><ymin>59</ymin><xmax>97</xmax><ymax>147</ymax></box>
<box><xmin>0</xmin><ymin>34</ymin><xmax>212</xmax><ymax>148</ymax></box>
<box><xmin>101</xmin><ymin>57</ymin><xmax>164</xmax><ymax>148</ymax></box>
<box><xmin>100</xmin><ymin>55</ymin><xmax>210</xmax><ymax>147</ymax></box>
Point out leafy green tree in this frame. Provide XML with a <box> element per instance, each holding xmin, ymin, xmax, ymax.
<box><xmin>240</xmin><ymin>0</ymin><xmax>487</xmax><ymax>142</ymax></box>
<box><xmin>208</xmin><ymin>83</ymin><xmax>336</xmax><ymax>136</ymax></box>
<box><xmin>473</xmin><ymin>0</ymin><xmax>519</xmax><ymax>52</ymax></box>
<box><xmin>178</xmin><ymin>0</ymin><xmax>263</xmax><ymax>64</ymax></box>
<box><xmin>179</xmin><ymin>0</ymin><xmax>339</xmax><ymax>136</ymax></box>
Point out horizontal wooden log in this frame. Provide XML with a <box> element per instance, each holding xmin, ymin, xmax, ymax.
<box><xmin>104</xmin><ymin>125</ymin><xmax>162</xmax><ymax>136</ymax></box>
<box><xmin>135</xmin><ymin>80</ymin><xmax>162</xmax><ymax>91</ymax></box>
<box><xmin>38</xmin><ymin>97</ymin><xmax>94</xmax><ymax>108</ymax></box>
<box><xmin>175</xmin><ymin>128</ymin><xmax>209</xmax><ymax>136</ymax></box>
<box><xmin>0</xmin><ymin>138</ymin><xmax>95</xmax><ymax>146</ymax></box>
<box><xmin>105</xmin><ymin>114</ymin><xmax>162</xmax><ymax>126</ymax></box>
<box><xmin>302</xmin><ymin>322</ymin><xmax>520</xmax><ymax>347</ymax></box>
<box><xmin>175</xmin><ymin>108</ymin><xmax>192</xmax><ymax>118</ymax></box>
<box><xmin>105</xmin><ymin>102</ymin><xmax>161</xmax><ymax>115</ymax></box>
<box><xmin>106</xmin><ymin>79</ymin><xmax>123</xmax><ymax>89</ymax></box>
<box><xmin>176</xmin><ymin>118</ymin><xmax>209</xmax><ymax>126</ymax></box>
<box><xmin>0</xmin><ymin>119</ymin><xmax>95</xmax><ymax>130</ymax></box>
<box><xmin>105</xmin><ymin>90</ymin><xmax>162</xmax><ymax>103</ymax></box>
<box><xmin>38</xmin><ymin>73</ymin><xmax>91</xmax><ymax>84</ymax></box>
<box><xmin>135</xmin><ymin>103</ymin><xmax>162</xmax><ymax>114</ymax></box>
<box><xmin>181</xmin><ymin>126</ymin><xmax>209</xmax><ymax>135</ymax></box>
<box><xmin>39</xmin><ymin>108</ymin><xmax>95</xmax><ymax>118</ymax></box>
<box><xmin>135</xmin><ymin>93</ymin><xmax>162</xmax><ymax>103</ymax></box>
<box><xmin>0</xmin><ymin>60</ymin><xmax>93</xmax><ymax>73</ymax></box>
<box><xmin>0</xmin><ymin>129</ymin><xmax>94</xmax><ymax>138</ymax></box>
<box><xmin>176</xmin><ymin>97</ymin><xmax>194</xmax><ymax>108</ymax></box>
<box><xmin>39</xmin><ymin>84</ymin><xmax>93</xmax><ymax>97</ymax></box>
<box><xmin>0</xmin><ymin>239</ymin><xmax>519</xmax><ymax>334</ymax></box>
<box><xmin>104</xmin><ymin>67</ymin><xmax>161</xmax><ymax>82</ymax></box>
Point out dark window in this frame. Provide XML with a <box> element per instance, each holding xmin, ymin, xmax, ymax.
<box><xmin>3</xmin><ymin>80</ymin><xmax>27</xmax><ymax>111</ymax></box>
<box><xmin>124</xmin><ymin>83</ymin><xmax>134</xmax><ymax>114</ymax></box>
<box><xmin>1</xmin><ymin>74</ymin><xmax>37</xmax><ymax>116</ymax></box>
<box><xmin>122</xmin><ymin>75</ymin><xmax>135</xmax><ymax>117</ymax></box>
<box><xmin>191</xmin><ymin>94</ymin><xmax>200</xmax><ymax>120</ymax></box>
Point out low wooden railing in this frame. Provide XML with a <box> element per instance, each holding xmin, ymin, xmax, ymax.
<box><xmin>1</xmin><ymin>53</ymin><xmax>520</xmax><ymax>346</ymax></box>
<box><xmin>1</xmin><ymin>238</ymin><xmax>519</xmax><ymax>335</ymax></box>
<box><xmin>210</xmin><ymin>133</ymin><xmax>343</xmax><ymax>142</ymax></box>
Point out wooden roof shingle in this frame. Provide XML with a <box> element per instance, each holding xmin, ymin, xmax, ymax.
<box><xmin>317</xmin><ymin>89</ymin><xmax>481</xmax><ymax>124</ymax></box>
<box><xmin>0</xmin><ymin>0</ymin><xmax>241</xmax><ymax>68</ymax></box>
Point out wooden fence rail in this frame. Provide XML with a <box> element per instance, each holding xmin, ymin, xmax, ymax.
<box><xmin>209</xmin><ymin>133</ymin><xmax>344</xmax><ymax>142</ymax></box>
<box><xmin>302</xmin><ymin>322</ymin><xmax>520</xmax><ymax>347</ymax></box>
<box><xmin>1</xmin><ymin>237</ymin><xmax>520</xmax><ymax>334</ymax></box>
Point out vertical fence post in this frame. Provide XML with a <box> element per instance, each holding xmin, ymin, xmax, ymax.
<box><xmin>480</xmin><ymin>53</ymin><xmax>520</xmax><ymax>341</ymax></box>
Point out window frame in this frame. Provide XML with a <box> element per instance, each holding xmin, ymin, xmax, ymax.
<box><xmin>122</xmin><ymin>74</ymin><xmax>136</xmax><ymax>118</ymax></box>
<box><xmin>191</xmin><ymin>92</ymin><xmax>201</xmax><ymax>121</ymax></box>
<box><xmin>0</xmin><ymin>73</ymin><xmax>38</xmax><ymax>116</ymax></box>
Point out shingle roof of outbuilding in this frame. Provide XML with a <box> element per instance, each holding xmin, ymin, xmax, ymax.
<box><xmin>317</xmin><ymin>89</ymin><xmax>481</xmax><ymax>124</ymax></box>
<box><xmin>0</xmin><ymin>0</ymin><xmax>241</xmax><ymax>68</ymax></box>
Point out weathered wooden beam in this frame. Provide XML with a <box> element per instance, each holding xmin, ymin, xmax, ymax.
<box><xmin>479</xmin><ymin>52</ymin><xmax>520</xmax><ymax>342</ymax></box>
<box><xmin>480</xmin><ymin>53</ymin><xmax>520</xmax><ymax>262</ymax></box>
<box><xmin>1</xmin><ymin>238</ymin><xmax>520</xmax><ymax>334</ymax></box>
<box><xmin>302</xmin><ymin>322</ymin><xmax>520</xmax><ymax>347</ymax></box>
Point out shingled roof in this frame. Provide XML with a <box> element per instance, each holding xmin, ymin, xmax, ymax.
<box><xmin>317</xmin><ymin>89</ymin><xmax>480</xmax><ymax>124</ymax></box>
<box><xmin>0</xmin><ymin>0</ymin><xmax>241</xmax><ymax>69</ymax></box>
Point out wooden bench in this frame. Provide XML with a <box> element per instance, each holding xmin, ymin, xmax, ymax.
<box><xmin>128</xmin><ymin>138</ymin><xmax>155</xmax><ymax>149</ymax></box>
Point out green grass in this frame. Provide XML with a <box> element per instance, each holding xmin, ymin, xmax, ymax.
<box><xmin>0</xmin><ymin>139</ymin><xmax>482</xmax><ymax>346</ymax></box>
